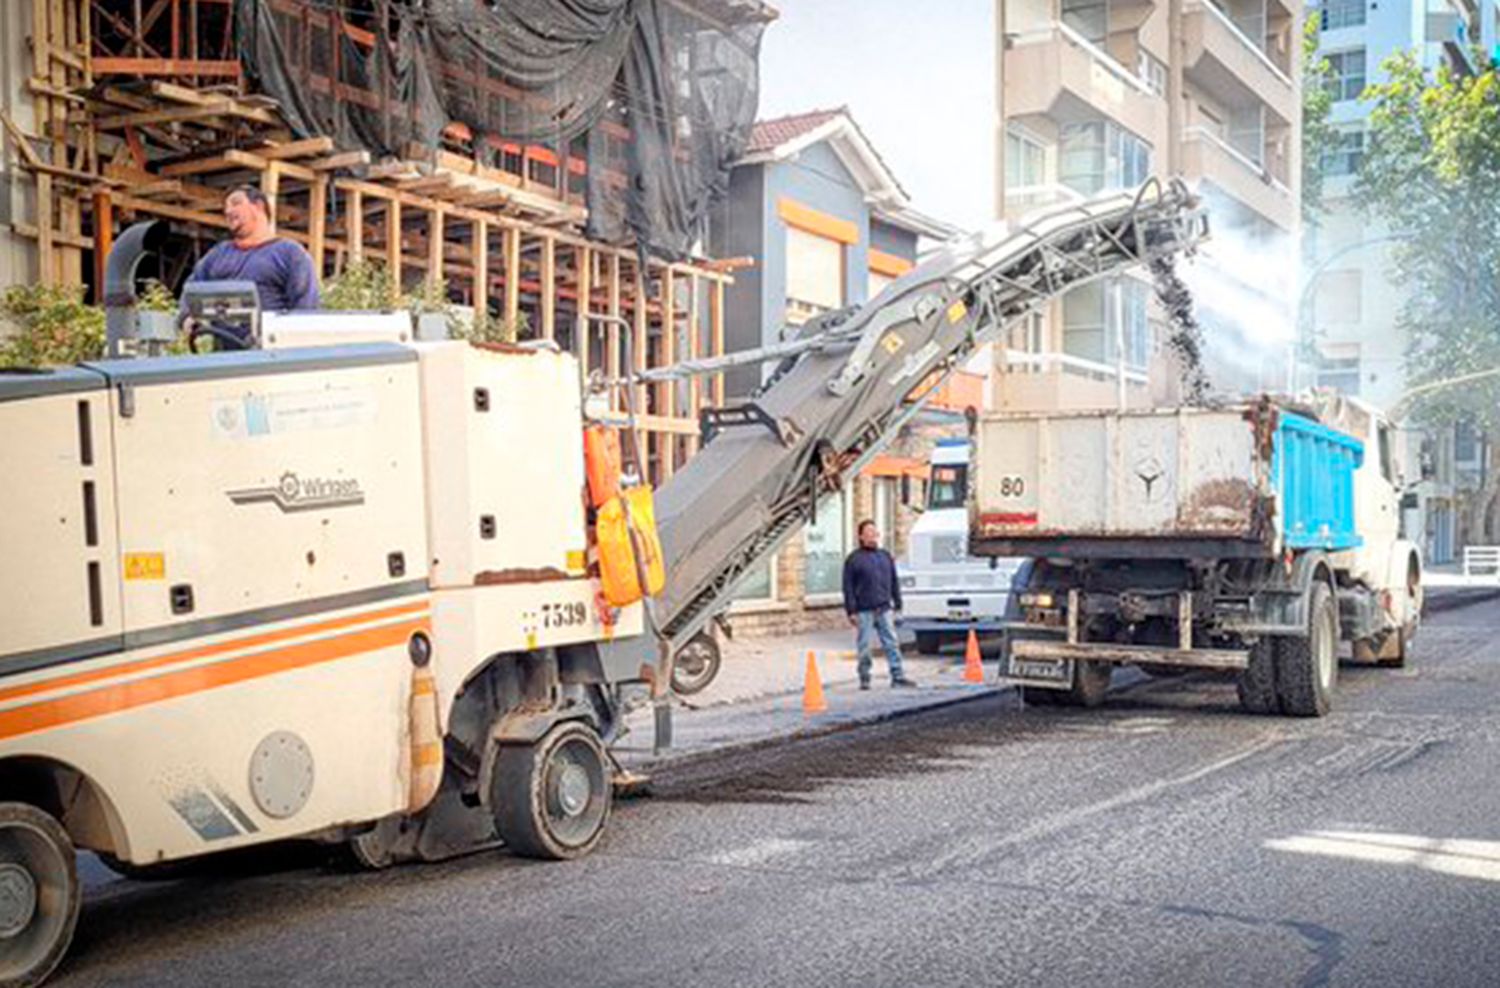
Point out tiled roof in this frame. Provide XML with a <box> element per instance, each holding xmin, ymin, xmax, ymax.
<box><xmin>743</xmin><ymin>107</ymin><xmax>846</xmax><ymax>154</ymax></box>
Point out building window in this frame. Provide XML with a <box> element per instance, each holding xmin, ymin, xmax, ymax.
<box><xmin>785</xmin><ymin>225</ymin><xmax>844</xmax><ymax>324</ymax></box>
<box><xmin>1315</xmin><ymin>269</ymin><xmax>1362</xmax><ymax>325</ymax></box>
<box><xmin>1136</xmin><ymin>50</ymin><xmax>1168</xmax><ymax>96</ymax></box>
<box><xmin>1061</xmin><ymin>0</ymin><xmax>1108</xmax><ymax>44</ymax></box>
<box><xmin>1228</xmin><ymin>104</ymin><xmax>1265</xmax><ymax>165</ymax></box>
<box><xmin>1325</xmin><ymin>48</ymin><xmax>1366</xmax><ymax>102</ymax></box>
<box><xmin>1062</xmin><ymin>278</ymin><xmax>1149</xmax><ymax>370</ymax></box>
<box><xmin>1006</xmin><ymin>126</ymin><xmax>1048</xmax><ymax>188</ymax></box>
<box><xmin>1321</xmin><ymin>128</ymin><xmax>1365</xmax><ymax>176</ymax></box>
<box><xmin>730</xmin><ymin>555</ymin><xmax>777</xmax><ymax>604</ymax></box>
<box><xmin>868</xmin><ymin>270</ymin><xmax>896</xmax><ymax>300</ymax></box>
<box><xmin>803</xmin><ymin>485</ymin><xmax>850</xmax><ymax>597</ymax></box>
<box><xmin>1321</xmin><ymin>0</ymin><xmax>1366</xmax><ymax>30</ymax></box>
<box><xmin>1317</xmin><ymin>353</ymin><xmax>1361</xmax><ymax>395</ymax></box>
<box><xmin>1060</xmin><ymin>122</ymin><xmax>1151</xmax><ymax>196</ymax></box>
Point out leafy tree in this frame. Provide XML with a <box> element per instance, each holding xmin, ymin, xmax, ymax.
<box><xmin>0</xmin><ymin>285</ymin><xmax>106</xmax><ymax>366</ymax></box>
<box><xmin>1358</xmin><ymin>51</ymin><xmax>1500</xmax><ymax>537</ymax></box>
<box><xmin>1301</xmin><ymin>15</ymin><xmax>1338</xmax><ymax>234</ymax></box>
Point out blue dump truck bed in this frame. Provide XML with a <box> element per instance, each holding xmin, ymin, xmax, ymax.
<box><xmin>972</xmin><ymin>399</ymin><xmax>1365</xmax><ymax>560</ymax></box>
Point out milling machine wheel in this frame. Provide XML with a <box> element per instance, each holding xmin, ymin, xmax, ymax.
<box><xmin>491</xmin><ymin>722</ymin><xmax>612</xmax><ymax>861</ymax></box>
<box><xmin>0</xmin><ymin>803</ymin><xmax>80</xmax><ymax>988</ymax></box>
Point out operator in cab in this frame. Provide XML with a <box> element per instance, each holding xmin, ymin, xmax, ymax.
<box><xmin>183</xmin><ymin>185</ymin><xmax>320</xmax><ymax>332</ymax></box>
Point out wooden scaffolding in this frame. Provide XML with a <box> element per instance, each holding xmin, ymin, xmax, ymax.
<box><xmin>2</xmin><ymin>0</ymin><xmax>751</xmax><ymax>484</ymax></box>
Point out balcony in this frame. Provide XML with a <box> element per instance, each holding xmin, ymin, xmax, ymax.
<box><xmin>1181</xmin><ymin>126</ymin><xmax>1295</xmax><ymax>232</ymax></box>
<box><xmin>992</xmin><ymin>350</ymin><xmax>1153</xmax><ymax>412</ymax></box>
<box><xmin>1006</xmin><ymin>24</ymin><xmax>1164</xmax><ymax>142</ymax></box>
<box><xmin>1182</xmin><ymin>0</ymin><xmax>1295</xmax><ymax>126</ymax></box>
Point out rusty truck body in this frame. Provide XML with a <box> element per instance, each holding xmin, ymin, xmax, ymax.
<box><xmin>970</xmin><ymin>395</ymin><xmax>1423</xmax><ymax>716</ymax></box>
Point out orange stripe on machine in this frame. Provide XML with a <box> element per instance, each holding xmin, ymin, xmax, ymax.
<box><xmin>0</xmin><ymin>600</ymin><xmax>430</xmax><ymax>707</ymax></box>
<box><xmin>0</xmin><ymin>616</ymin><xmax>430</xmax><ymax>743</ymax></box>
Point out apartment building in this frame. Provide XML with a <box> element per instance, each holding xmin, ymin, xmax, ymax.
<box><xmin>995</xmin><ymin>0</ymin><xmax>1303</xmax><ymax>410</ymax></box>
<box><xmin>1308</xmin><ymin>0</ymin><xmax>1496</xmax><ymax>563</ymax></box>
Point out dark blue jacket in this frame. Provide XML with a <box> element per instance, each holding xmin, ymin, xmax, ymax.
<box><xmin>843</xmin><ymin>547</ymin><xmax>902</xmax><ymax>615</ymax></box>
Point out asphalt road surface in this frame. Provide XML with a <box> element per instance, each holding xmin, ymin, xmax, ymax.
<box><xmin>56</xmin><ymin>597</ymin><xmax>1500</xmax><ymax>988</ymax></box>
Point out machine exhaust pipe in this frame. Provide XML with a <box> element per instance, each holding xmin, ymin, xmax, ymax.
<box><xmin>103</xmin><ymin>220</ymin><xmax>169</xmax><ymax>357</ymax></box>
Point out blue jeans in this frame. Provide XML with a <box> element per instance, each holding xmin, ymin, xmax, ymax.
<box><xmin>855</xmin><ymin>609</ymin><xmax>905</xmax><ymax>683</ymax></box>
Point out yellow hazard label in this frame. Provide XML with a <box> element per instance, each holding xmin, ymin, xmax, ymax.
<box><xmin>946</xmin><ymin>299</ymin><xmax>968</xmax><ymax>323</ymax></box>
<box><xmin>124</xmin><ymin>553</ymin><xmax>166</xmax><ymax>581</ymax></box>
<box><xmin>880</xmin><ymin>333</ymin><xmax>904</xmax><ymax>355</ymax></box>
<box><xmin>565</xmin><ymin>550</ymin><xmax>587</xmax><ymax>573</ymax></box>
<box><xmin>526</xmin><ymin>631</ymin><xmax>538</xmax><ymax>650</ymax></box>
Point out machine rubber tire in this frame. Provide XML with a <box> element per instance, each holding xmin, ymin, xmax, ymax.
<box><xmin>1275</xmin><ymin>581</ymin><xmax>1338</xmax><ymax>717</ymax></box>
<box><xmin>671</xmin><ymin>632</ymin><xmax>722</xmax><ymax>696</ymax></box>
<box><xmin>0</xmin><ymin>803</ymin><xmax>80</xmax><ymax>988</ymax></box>
<box><xmin>491</xmin><ymin>722</ymin><xmax>612</xmax><ymax>861</ymax></box>
<box><xmin>914</xmin><ymin>632</ymin><xmax>944</xmax><ymax>656</ymax></box>
<box><xmin>1236</xmin><ymin>639</ymin><xmax>1278</xmax><ymax>715</ymax></box>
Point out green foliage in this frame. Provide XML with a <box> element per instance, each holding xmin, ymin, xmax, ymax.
<box><xmin>137</xmin><ymin>279</ymin><xmax>177</xmax><ymax>313</ymax></box>
<box><xmin>321</xmin><ymin>258</ymin><xmax>403</xmax><ymax>312</ymax></box>
<box><xmin>1301</xmin><ymin>15</ymin><xmax>1339</xmax><ymax>234</ymax></box>
<box><xmin>0</xmin><ymin>284</ymin><xmax>106</xmax><ymax>367</ymax></box>
<box><xmin>1357</xmin><ymin>52</ymin><xmax>1500</xmax><ymax>429</ymax></box>
<box><xmin>323</xmin><ymin>258</ymin><xmax>529</xmax><ymax>343</ymax></box>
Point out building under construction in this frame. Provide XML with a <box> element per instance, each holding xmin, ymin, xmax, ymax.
<box><xmin>0</xmin><ymin>0</ymin><xmax>777</xmax><ymax>483</ymax></box>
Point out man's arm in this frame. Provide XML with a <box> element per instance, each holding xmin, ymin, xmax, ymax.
<box><xmin>843</xmin><ymin>555</ymin><xmax>857</xmax><ymax>618</ymax></box>
<box><xmin>284</xmin><ymin>242</ymin><xmax>321</xmax><ymax>311</ymax></box>
<box><xmin>887</xmin><ymin>551</ymin><xmax>903</xmax><ymax>611</ymax></box>
<box><xmin>177</xmin><ymin>248</ymin><xmax>215</xmax><ymax>321</ymax></box>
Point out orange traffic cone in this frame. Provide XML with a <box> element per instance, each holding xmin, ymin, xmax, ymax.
<box><xmin>802</xmin><ymin>650</ymin><xmax>828</xmax><ymax>714</ymax></box>
<box><xmin>962</xmin><ymin>629</ymin><xmax>985</xmax><ymax>684</ymax></box>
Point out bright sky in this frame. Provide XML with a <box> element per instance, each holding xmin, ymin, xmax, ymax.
<box><xmin>756</xmin><ymin>0</ymin><xmax>997</xmax><ymax>234</ymax></box>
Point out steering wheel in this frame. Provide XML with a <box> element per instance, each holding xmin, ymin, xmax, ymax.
<box><xmin>187</xmin><ymin>321</ymin><xmax>252</xmax><ymax>353</ymax></box>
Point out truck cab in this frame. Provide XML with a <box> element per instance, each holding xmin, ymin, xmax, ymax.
<box><xmin>897</xmin><ymin>438</ymin><xmax>1029</xmax><ymax>653</ymax></box>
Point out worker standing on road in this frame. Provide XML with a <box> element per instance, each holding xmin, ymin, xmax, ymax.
<box><xmin>183</xmin><ymin>186</ymin><xmax>320</xmax><ymax>328</ymax></box>
<box><xmin>843</xmin><ymin>520</ymin><xmax>917</xmax><ymax>690</ymax></box>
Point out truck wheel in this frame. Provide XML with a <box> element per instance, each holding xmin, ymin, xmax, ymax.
<box><xmin>1275</xmin><ymin>581</ymin><xmax>1338</xmax><ymax>717</ymax></box>
<box><xmin>1236</xmin><ymin>639</ymin><xmax>1278</xmax><ymax>714</ymax></box>
<box><xmin>0</xmin><ymin>803</ymin><xmax>80</xmax><ymax>988</ymax></box>
<box><xmin>491</xmin><ymin>722</ymin><xmax>612</xmax><ymax>861</ymax></box>
<box><xmin>914</xmin><ymin>632</ymin><xmax>943</xmax><ymax>655</ymax></box>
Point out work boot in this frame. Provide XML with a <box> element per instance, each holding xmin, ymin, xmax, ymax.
<box><xmin>891</xmin><ymin>676</ymin><xmax>918</xmax><ymax>688</ymax></box>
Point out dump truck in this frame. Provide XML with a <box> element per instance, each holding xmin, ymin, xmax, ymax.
<box><xmin>970</xmin><ymin>396</ymin><xmax>1424</xmax><ymax>714</ymax></box>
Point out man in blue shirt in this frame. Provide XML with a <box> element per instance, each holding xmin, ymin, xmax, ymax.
<box><xmin>843</xmin><ymin>519</ymin><xmax>917</xmax><ymax>690</ymax></box>
<box><xmin>184</xmin><ymin>186</ymin><xmax>320</xmax><ymax>326</ymax></box>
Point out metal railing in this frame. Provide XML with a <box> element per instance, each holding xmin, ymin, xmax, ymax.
<box><xmin>1464</xmin><ymin>546</ymin><xmax>1500</xmax><ymax>579</ymax></box>
<box><xmin>1012</xmin><ymin>23</ymin><xmax>1158</xmax><ymax>98</ymax></box>
<box><xmin>1001</xmin><ymin>348</ymin><xmax>1150</xmax><ymax>385</ymax></box>
<box><xmin>1188</xmin><ymin>0</ymin><xmax>1294</xmax><ymax>86</ymax></box>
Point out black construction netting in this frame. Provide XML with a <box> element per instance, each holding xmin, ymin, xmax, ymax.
<box><xmin>235</xmin><ymin>0</ymin><xmax>765</xmax><ymax>260</ymax></box>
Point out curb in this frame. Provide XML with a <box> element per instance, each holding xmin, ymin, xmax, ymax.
<box><xmin>625</xmin><ymin>684</ymin><xmax>1007</xmax><ymax>777</ymax></box>
<box><xmin>1424</xmin><ymin>587</ymin><xmax>1500</xmax><ymax>615</ymax></box>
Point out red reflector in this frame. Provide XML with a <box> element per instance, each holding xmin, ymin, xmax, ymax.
<box><xmin>980</xmin><ymin>512</ymin><xmax>1038</xmax><ymax>526</ymax></box>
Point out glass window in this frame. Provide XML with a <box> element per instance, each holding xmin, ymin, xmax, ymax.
<box><xmin>1228</xmin><ymin>105</ymin><xmax>1265</xmax><ymax>165</ymax></box>
<box><xmin>1062</xmin><ymin>278</ymin><xmax>1148</xmax><ymax>369</ymax></box>
<box><xmin>1060</xmin><ymin>0</ymin><xmax>1108</xmax><ymax>43</ymax></box>
<box><xmin>1005</xmin><ymin>127</ymin><xmax>1047</xmax><ymax>188</ymax></box>
<box><xmin>1325</xmin><ymin>49</ymin><xmax>1367</xmax><ymax>102</ymax></box>
<box><xmin>1060</xmin><ymin>122</ymin><xmax>1151</xmax><ymax>196</ymax></box>
<box><xmin>785</xmin><ymin>225</ymin><xmax>844</xmax><ymax>317</ymax></box>
<box><xmin>803</xmin><ymin>486</ymin><xmax>848</xmax><ymax>596</ymax></box>
<box><xmin>928</xmin><ymin>465</ymin><xmax>968</xmax><ymax>510</ymax></box>
<box><xmin>1136</xmin><ymin>50</ymin><xmax>1167</xmax><ymax>96</ymax></box>
<box><xmin>1321</xmin><ymin>128</ymin><xmax>1365</xmax><ymax>176</ymax></box>
<box><xmin>1317</xmin><ymin>356</ymin><xmax>1361</xmax><ymax>395</ymax></box>
<box><xmin>730</xmin><ymin>556</ymin><xmax>776</xmax><ymax>603</ymax></box>
<box><xmin>1322</xmin><ymin>0</ymin><xmax>1366</xmax><ymax>30</ymax></box>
